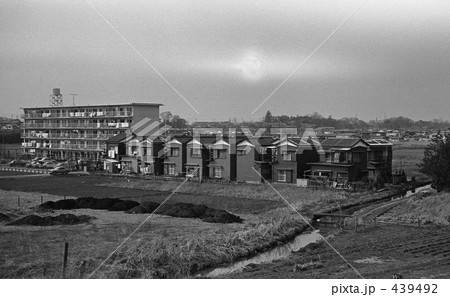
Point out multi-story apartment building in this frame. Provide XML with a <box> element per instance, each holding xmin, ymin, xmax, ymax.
<box><xmin>21</xmin><ymin>103</ymin><xmax>162</xmax><ymax>161</ymax></box>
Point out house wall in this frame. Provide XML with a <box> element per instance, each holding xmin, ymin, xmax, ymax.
<box><xmin>351</xmin><ymin>147</ymin><xmax>368</xmax><ymax>180</ymax></box>
<box><xmin>236</xmin><ymin>148</ymin><xmax>260</xmax><ymax>182</ymax></box>
<box><xmin>296</xmin><ymin>149</ymin><xmax>319</xmax><ymax>179</ymax></box>
<box><xmin>185</xmin><ymin>143</ymin><xmax>207</xmax><ymax>178</ymax></box>
<box><xmin>272</xmin><ymin>147</ymin><xmax>297</xmax><ymax>183</ymax></box>
<box><xmin>163</xmin><ymin>142</ymin><xmax>184</xmax><ymax>176</ymax></box>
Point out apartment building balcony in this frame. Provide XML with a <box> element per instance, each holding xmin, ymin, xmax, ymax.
<box><xmin>22</xmin><ymin>133</ymin><xmax>112</xmax><ymax>140</ymax></box>
<box><xmin>24</xmin><ymin>111</ymin><xmax>133</xmax><ymax>119</ymax></box>
<box><xmin>23</xmin><ymin>122</ymin><xmax>130</xmax><ymax>129</ymax></box>
<box><xmin>30</xmin><ymin>144</ymin><xmax>104</xmax><ymax>151</ymax></box>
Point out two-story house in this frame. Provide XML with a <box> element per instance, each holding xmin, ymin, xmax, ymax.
<box><xmin>208</xmin><ymin>138</ymin><xmax>234</xmax><ymax>180</ymax></box>
<box><xmin>162</xmin><ymin>136</ymin><xmax>191</xmax><ymax>176</ymax></box>
<box><xmin>185</xmin><ymin>136</ymin><xmax>217</xmax><ymax>179</ymax></box>
<box><xmin>308</xmin><ymin>138</ymin><xmax>369</xmax><ymax>183</ymax></box>
<box><xmin>236</xmin><ymin>136</ymin><xmax>275</xmax><ymax>183</ymax></box>
<box><xmin>271</xmin><ymin>137</ymin><xmax>320</xmax><ymax>183</ymax></box>
<box><xmin>120</xmin><ymin>135</ymin><xmax>163</xmax><ymax>174</ymax></box>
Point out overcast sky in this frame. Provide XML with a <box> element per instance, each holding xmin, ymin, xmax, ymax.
<box><xmin>1</xmin><ymin>0</ymin><xmax>450</xmax><ymax>122</ymax></box>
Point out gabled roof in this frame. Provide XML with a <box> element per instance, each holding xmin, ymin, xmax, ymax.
<box><xmin>366</xmin><ymin>139</ymin><xmax>393</xmax><ymax>146</ymax></box>
<box><xmin>236</xmin><ymin>140</ymin><xmax>255</xmax><ymax>148</ymax></box>
<box><xmin>320</xmin><ymin>138</ymin><xmax>368</xmax><ymax>149</ymax></box>
<box><xmin>210</xmin><ymin>139</ymin><xmax>230</xmax><ymax>149</ymax></box>
<box><xmin>106</xmin><ymin>132</ymin><xmax>127</xmax><ymax>144</ymax></box>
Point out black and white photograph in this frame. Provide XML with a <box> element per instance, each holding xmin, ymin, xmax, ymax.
<box><xmin>1</xmin><ymin>0</ymin><xmax>450</xmax><ymax>294</ymax></box>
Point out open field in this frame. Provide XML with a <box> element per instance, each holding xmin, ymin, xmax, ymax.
<box><xmin>0</xmin><ymin>175</ymin><xmax>317</xmax><ymax>278</ymax></box>
<box><xmin>392</xmin><ymin>141</ymin><xmax>428</xmax><ymax>181</ymax></box>
<box><xmin>0</xmin><ymin>173</ymin><xmax>395</xmax><ymax>278</ymax></box>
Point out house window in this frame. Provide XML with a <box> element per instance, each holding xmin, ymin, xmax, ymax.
<box><xmin>213</xmin><ymin>149</ymin><xmax>227</xmax><ymax>159</ymax></box>
<box><xmin>281</xmin><ymin>151</ymin><xmax>293</xmax><ymax>161</ymax></box>
<box><xmin>168</xmin><ymin>164</ymin><xmax>175</xmax><ymax>175</ymax></box>
<box><xmin>191</xmin><ymin>148</ymin><xmax>201</xmax><ymax>158</ymax></box>
<box><xmin>213</xmin><ymin>167</ymin><xmax>222</xmax><ymax>178</ymax></box>
<box><xmin>186</xmin><ymin>166</ymin><xmax>199</xmax><ymax>177</ymax></box>
<box><xmin>131</xmin><ymin>145</ymin><xmax>138</xmax><ymax>155</ymax></box>
<box><xmin>237</xmin><ymin>149</ymin><xmax>247</xmax><ymax>156</ymax></box>
<box><xmin>171</xmin><ymin>147</ymin><xmax>179</xmax><ymax>156</ymax></box>
<box><xmin>278</xmin><ymin>170</ymin><xmax>287</xmax><ymax>182</ymax></box>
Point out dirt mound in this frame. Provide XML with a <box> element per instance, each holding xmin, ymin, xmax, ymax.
<box><xmin>201</xmin><ymin>208</ymin><xmax>243</xmax><ymax>224</ymax></box>
<box><xmin>157</xmin><ymin>203</ymin><xmax>209</xmax><ymax>218</ymax></box>
<box><xmin>0</xmin><ymin>213</ymin><xmax>11</xmax><ymax>222</ymax></box>
<box><xmin>126</xmin><ymin>202</ymin><xmax>160</xmax><ymax>214</ymax></box>
<box><xmin>8</xmin><ymin>214</ymin><xmax>95</xmax><ymax>226</ymax></box>
<box><xmin>109</xmin><ymin>200</ymin><xmax>140</xmax><ymax>211</ymax></box>
<box><xmin>39</xmin><ymin>197</ymin><xmax>138</xmax><ymax>212</ymax></box>
<box><xmin>128</xmin><ymin>202</ymin><xmax>243</xmax><ymax>224</ymax></box>
<box><xmin>41</xmin><ymin>199</ymin><xmax>78</xmax><ymax>210</ymax></box>
<box><xmin>8</xmin><ymin>215</ymin><xmax>48</xmax><ymax>226</ymax></box>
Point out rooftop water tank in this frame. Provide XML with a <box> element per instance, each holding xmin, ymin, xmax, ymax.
<box><xmin>52</xmin><ymin>88</ymin><xmax>61</xmax><ymax>96</ymax></box>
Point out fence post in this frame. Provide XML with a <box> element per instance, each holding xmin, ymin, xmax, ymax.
<box><xmin>62</xmin><ymin>242</ymin><xmax>69</xmax><ymax>279</ymax></box>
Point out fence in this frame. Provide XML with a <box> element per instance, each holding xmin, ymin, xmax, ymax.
<box><xmin>0</xmin><ymin>166</ymin><xmax>49</xmax><ymax>174</ymax></box>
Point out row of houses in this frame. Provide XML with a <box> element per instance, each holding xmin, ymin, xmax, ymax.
<box><xmin>105</xmin><ymin>132</ymin><xmax>393</xmax><ymax>185</ymax></box>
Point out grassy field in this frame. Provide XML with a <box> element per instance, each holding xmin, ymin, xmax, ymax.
<box><xmin>379</xmin><ymin>191</ymin><xmax>450</xmax><ymax>225</ymax></box>
<box><xmin>0</xmin><ymin>174</ymin><xmax>325</xmax><ymax>278</ymax></box>
<box><xmin>392</xmin><ymin>141</ymin><xmax>428</xmax><ymax>181</ymax></box>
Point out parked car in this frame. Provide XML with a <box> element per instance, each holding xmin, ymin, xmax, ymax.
<box><xmin>9</xmin><ymin>159</ymin><xmax>27</xmax><ymax>167</ymax></box>
<box><xmin>39</xmin><ymin>157</ymin><xmax>53</xmax><ymax>163</ymax></box>
<box><xmin>0</xmin><ymin>159</ymin><xmax>7</xmax><ymax>164</ymax></box>
<box><xmin>49</xmin><ymin>166</ymin><xmax>70</xmax><ymax>175</ymax></box>
<box><xmin>32</xmin><ymin>157</ymin><xmax>41</xmax><ymax>162</ymax></box>
<box><xmin>31</xmin><ymin>161</ymin><xmax>43</xmax><ymax>168</ymax></box>
<box><xmin>42</xmin><ymin>161</ymin><xmax>58</xmax><ymax>169</ymax></box>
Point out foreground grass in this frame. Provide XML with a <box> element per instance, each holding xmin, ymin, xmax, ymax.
<box><xmin>96</xmin><ymin>207</ymin><xmax>307</xmax><ymax>278</ymax></box>
<box><xmin>0</xmin><ymin>188</ymin><xmax>310</xmax><ymax>278</ymax></box>
<box><xmin>380</xmin><ymin>191</ymin><xmax>450</xmax><ymax>225</ymax></box>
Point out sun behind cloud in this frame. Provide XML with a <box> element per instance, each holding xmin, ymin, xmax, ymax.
<box><xmin>236</xmin><ymin>52</ymin><xmax>263</xmax><ymax>81</ymax></box>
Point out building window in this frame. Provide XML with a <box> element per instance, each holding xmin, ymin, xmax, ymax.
<box><xmin>168</xmin><ymin>164</ymin><xmax>175</xmax><ymax>175</ymax></box>
<box><xmin>186</xmin><ymin>166</ymin><xmax>199</xmax><ymax>177</ymax></box>
<box><xmin>281</xmin><ymin>151</ymin><xmax>293</xmax><ymax>161</ymax></box>
<box><xmin>278</xmin><ymin>170</ymin><xmax>287</xmax><ymax>182</ymax></box>
<box><xmin>237</xmin><ymin>149</ymin><xmax>247</xmax><ymax>156</ymax></box>
<box><xmin>171</xmin><ymin>147</ymin><xmax>179</xmax><ymax>156</ymax></box>
<box><xmin>213</xmin><ymin>167</ymin><xmax>222</xmax><ymax>178</ymax></box>
<box><xmin>191</xmin><ymin>148</ymin><xmax>201</xmax><ymax>158</ymax></box>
